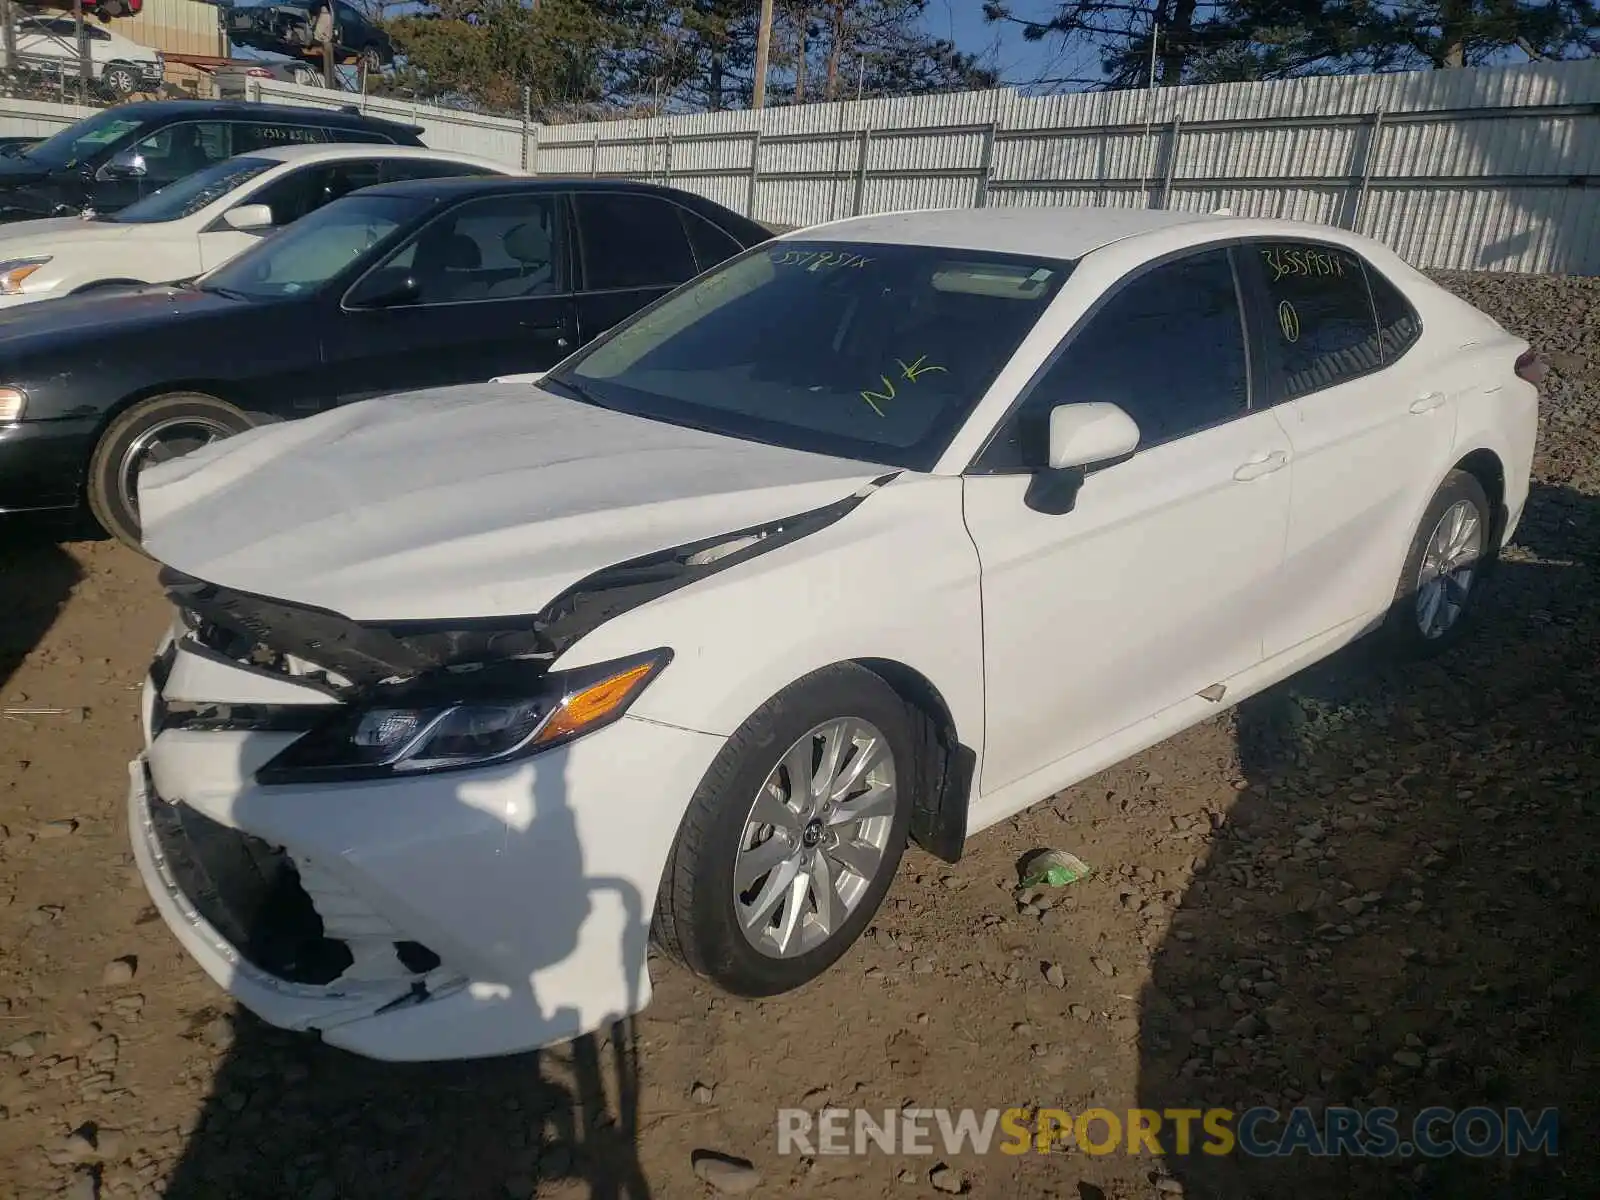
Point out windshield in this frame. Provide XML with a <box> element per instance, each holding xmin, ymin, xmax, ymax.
<box><xmin>21</xmin><ymin>109</ymin><xmax>145</xmax><ymax>170</ymax></box>
<box><xmin>547</xmin><ymin>240</ymin><xmax>1071</xmax><ymax>470</ymax></box>
<box><xmin>111</xmin><ymin>156</ymin><xmax>278</xmax><ymax>224</ymax></box>
<box><xmin>200</xmin><ymin>193</ymin><xmax>426</xmax><ymax>299</ymax></box>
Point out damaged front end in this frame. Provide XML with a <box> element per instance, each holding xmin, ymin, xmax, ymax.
<box><xmin>136</xmin><ymin>482</ymin><xmax>887</xmax><ymax>1031</ymax></box>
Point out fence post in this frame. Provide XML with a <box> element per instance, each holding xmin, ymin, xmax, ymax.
<box><xmin>663</xmin><ymin>131</ymin><xmax>674</xmax><ymax>186</ymax></box>
<box><xmin>852</xmin><ymin>126</ymin><xmax>872</xmax><ymax>216</ymax></box>
<box><xmin>1159</xmin><ymin>117</ymin><xmax>1182</xmax><ymax>209</ymax></box>
<box><xmin>590</xmin><ymin>129</ymin><xmax>600</xmax><ymax>177</ymax></box>
<box><xmin>745</xmin><ymin>130</ymin><xmax>762</xmax><ymax>218</ymax></box>
<box><xmin>1349</xmin><ymin>109</ymin><xmax>1385</xmax><ymax>232</ymax></box>
<box><xmin>520</xmin><ymin>86</ymin><xmax>531</xmax><ymax>172</ymax></box>
<box><xmin>528</xmin><ymin>124</ymin><xmax>540</xmax><ymax>176</ymax></box>
<box><xmin>974</xmin><ymin>121</ymin><xmax>997</xmax><ymax>207</ymax></box>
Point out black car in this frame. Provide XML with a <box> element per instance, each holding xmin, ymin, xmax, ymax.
<box><xmin>0</xmin><ymin>177</ymin><xmax>772</xmax><ymax>548</ymax></box>
<box><xmin>0</xmin><ymin>99</ymin><xmax>424</xmax><ymax>224</ymax></box>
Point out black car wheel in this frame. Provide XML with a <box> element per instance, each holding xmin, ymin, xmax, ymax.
<box><xmin>86</xmin><ymin>393</ymin><xmax>254</xmax><ymax>552</ymax></box>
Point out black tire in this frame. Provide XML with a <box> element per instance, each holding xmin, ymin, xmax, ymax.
<box><xmin>101</xmin><ymin>65</ymin><xmax>138</xmax><ymax>98</ymax></box>
<box><xmin>86</xmin><ymin>392</ymin><xmax>254</xmax><ymax>552</ymax></box>
<box><xmin>653</xmin><ymin>663</ymin><xmax>926</xmax><ymax>997</ymax></box>
<box><xmin>1380</xmin><ymin>469</ymin><xmax>1494</xmax><ymax>659</ymax></box>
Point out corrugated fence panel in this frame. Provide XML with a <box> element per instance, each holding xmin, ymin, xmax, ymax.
<box><xmin>0</xmin><ymin>96</ymin><xmax>98</xmax><ymax>138</ymax></box>
<box><xmin>5</xmin><ymin>58</ymin><xmax>1597</xmax><ymax>271</ymax></box>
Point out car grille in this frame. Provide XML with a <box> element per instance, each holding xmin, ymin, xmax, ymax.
<box><xmin>144</xmin><ymin>776</ymin><xmax>440</xmax><ymax>987</ymax></box>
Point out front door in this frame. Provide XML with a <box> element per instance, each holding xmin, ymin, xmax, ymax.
<box><xmin>963</xmin><ymin>247</ymin><xmax>1292</xmax><ymax>796</ymax></box>
<box><xmin>327</xmin><ymin>190</ymin><xmax>578</xmax><ymax>405</ymax></box>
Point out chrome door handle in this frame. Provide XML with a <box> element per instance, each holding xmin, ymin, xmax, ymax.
<box><xmin>1410</xmin><ymin>391</ymin><xmax>1445</xmax><ymax>413</ymax></box>
<box><xmin>1233</xmin><ymin>450</ymin><xmax>1288</xmax><ymax>481</ymax></box>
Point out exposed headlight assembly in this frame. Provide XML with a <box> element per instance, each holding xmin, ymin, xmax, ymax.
<box><xmin>0</xmin><ymin>257</ymin><xmax>50</xmax><ymax>295</ymax></box>
<box><xmin>256</xmin><ymin>648</ymin><xmax>671</xmax><ymax>784</ymax></box>
<box><xmin>0</xmin><ymin>387</ymin><xmax>25</xmax><ymax>422</ymax></box>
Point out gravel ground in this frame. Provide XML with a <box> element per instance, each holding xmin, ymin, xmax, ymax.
<box><xmin>0</xmin><ymin>270</ymin><xmax>1594</xmax><ymax>1200</ymax></box>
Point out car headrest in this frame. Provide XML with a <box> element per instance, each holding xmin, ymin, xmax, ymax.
<box><xmin>439</xmin><ymin>233</ymin><xmax>481</xmax><ymax>270</ymax></box>
<box><xmin>503</xmin><ymin>221</ymin><xmax>550</xmax><ymax>265</ymax></box>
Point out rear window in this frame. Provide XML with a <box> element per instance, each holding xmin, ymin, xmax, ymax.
<box><xmin>550</xmin><ymin>240</ymin><xmax>1070</xmax><ymax>470</ymax></box>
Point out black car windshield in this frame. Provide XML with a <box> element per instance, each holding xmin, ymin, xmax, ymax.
<box><xmin>21</xmin><ymin>108</ymin><xmax>146</xmax><ymax>170</ymax></box>
<box><xmin>548</xmin><ymin>241</ymin><xmax>1071</xmax><ymax>470</ymax></box>
<box><xmin>200</xmin><ymin>193</ymin><xmax>425</xmax><ymax>299</ymax></box>
<box><xmin>110</xmin><ymin>156</ymin><xmax>278</xmax><ymax>224</ymax></box>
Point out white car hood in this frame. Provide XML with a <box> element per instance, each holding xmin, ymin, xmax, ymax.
<box><xmin>139</xmin><ymin>382</ymin><xmax>892</xmax><ymax>622</ymax></box>
<box><xmin>0</xmin><ymin>217</ymin><xmax>135</xmax><ymax>247</ymax></box>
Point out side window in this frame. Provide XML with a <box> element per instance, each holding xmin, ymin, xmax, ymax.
<box><xmin>325</xmin><ymin>128</ymin><xmax>394</xmax><ymax>145</ymax></box>
<box><xmin>982</xmin><ymin>249</ymin><xmax>1248</xmax><ymax>470</ymax></box>
<box><xmin>249</xmin><ymin>160</ymin><xmax>387</xmax><ymax>227</ymax></box>
<box><xmin>129</xmin><ymin>122</ymin><xmax>232</xmax><ymax>186</ymax></box>
<box><xmin>378</xmin><ymin>193</ymin><xmax>565</xmax><ymax>305</ymax></box>
<box><xmin>231</xmin><ymin>122</ymin><xmax>331</xmax><ymax>153</ymax></box>
<box><xmin>679</xmin><ymin>208</ymin><xmax>743</xmax><ymax>272</ymax></box>
<box><xmin>1253</xmin><ymin>241</ymin><xmax>1382</xmax><ymax>400</ymax></box>
<box><xmin>88</xmin><ymin>26</ymin><xmax>112</xmax><ymax>41</ymax></box>
<box><xmin>1364</xmin><ymin>262</ymin><xmax>1422</xmax><ymax>364</ymax></box>
<box><xmin>381</xmin><ymin>159</ymin><xmax>501</xmax><ymax>183</ymax></box>
<box><xmin>574</xmin><ymin>192</ymin><xmax>698</xmax><ymax>291</ymax></box>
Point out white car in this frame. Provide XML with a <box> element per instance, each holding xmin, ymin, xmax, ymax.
<box><xmin>13</xmin><ymin>13</ymin><xmax>163</xmax><ymax>97</ymax></box>
<box><xmin>127</xmin><ymin>207</ymin><xmax>1541</xmax><ymax>1062</ymax></box>
<box><xmin>0</xmin><ymin>143</ymin><xmax>516</xmax><ymax>306</ymax></box>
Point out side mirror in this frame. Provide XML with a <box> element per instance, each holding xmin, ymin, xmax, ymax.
<box><xmin>1047</xmin><ymin>402</ymin><xmax>1140</xmax><ymax>470</ymax></box>
<box><xmin>222</xmin><ymin>203</ymin><xmax>273</xmax><ymax>232</ymax></box>
<box><xmin>346</xmin><ymin>269</ymin><xmax>421</xmax><ymax>309</ymax></box>
<box><xmin>95</xmin><ymin>147</ymin><xmax>147</xmax><ymax>182</ymax></box>
<box><xmin>1025</xmin><ymin>402</ymin><xmax>1141</xmax><ymax>516</ymax></box>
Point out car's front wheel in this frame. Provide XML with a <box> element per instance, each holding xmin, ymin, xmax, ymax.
<box><xmin>86</xmin><ymin>392</ymin><xmax>254</xmax><ymax>551</ymax></box>
<box><xmin>653</xmin><ymin>664</ymin><xmax>921</xmax><ymax>997</ymax></box>
<box><xmin>101</xmin><ymin>64</ymin><xmax>139</xmax><ymax>98</ymax></box>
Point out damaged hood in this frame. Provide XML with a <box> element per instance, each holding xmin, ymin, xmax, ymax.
<box><xmin>139</xmin><ymin>382</ymin><xmax>891</xmax><ymax>622</ymax></box>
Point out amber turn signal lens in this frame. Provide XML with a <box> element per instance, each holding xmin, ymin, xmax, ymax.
<box><xmin>533</xmin><ymin>660</ymin><xmax>660</xmax><ymax>746</ymax></box>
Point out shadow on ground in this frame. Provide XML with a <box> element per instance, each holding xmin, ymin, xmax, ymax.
<box><xmin>1138</xmin><ymin>480</ymin><xmax>1599</xmax><ymax>1198</ymax></box>
<box><xmin>0</xmin><ymin>523</ymin><xmax>83</xmax><ymax>692</ymax></box>
<box><xmin>154</xmin><ymin>713</ymin><xmax>654</xmax><ymax>1200</ymax></box>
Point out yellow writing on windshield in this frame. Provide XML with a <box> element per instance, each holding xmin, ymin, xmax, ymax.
<box><xmin>1261</xmin><ymin>246</ymin><xmax>1346</xmax><ymax>282</ymax></box>
<box><xmin>860</xmin><ymin>355</ymin><xmax>948</xmax><ymax>417</ymax></box>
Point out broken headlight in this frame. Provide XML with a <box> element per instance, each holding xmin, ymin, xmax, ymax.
<box><xmin>255</xmin><ymin>649</ymin><xmax>671</xmax><ymax>784</ymax></box>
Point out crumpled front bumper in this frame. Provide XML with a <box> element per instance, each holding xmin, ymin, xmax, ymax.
<box><xmin>129</xmin><ymin>629</ymin><xmax>726</xmax><ymax>1062</ymax></box>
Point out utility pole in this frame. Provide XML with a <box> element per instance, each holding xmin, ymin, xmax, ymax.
<box><xmin>752</xmin><ymin>0</ymin><xmax>774</xmax><ymax>109</ymax></box>
<box><xmin>73</xmin><ymin>0</ymin><xmax>90</xmax><ymax>102</ymax></box>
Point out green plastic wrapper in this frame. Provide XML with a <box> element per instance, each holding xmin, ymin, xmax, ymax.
<box><xmin>1018</xmin><ymin>848</ymin><xmax>1093</xmax><ymax>888</ymax></box>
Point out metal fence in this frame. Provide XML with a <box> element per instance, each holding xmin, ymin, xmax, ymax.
<box><xmin>3</xmin><ymin>58</ymin><xmax>1597</xmax><ymax>273</ymax></box>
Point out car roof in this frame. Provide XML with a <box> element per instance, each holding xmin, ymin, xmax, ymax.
<box><xmin>352</xmin><ymin>176</ymin><xmax>720</xmax><ymax>203</ymax></box>
<box><xmin>243</xmin><ymin>143</ymin><xmax>514</xmax><ymax>171</ymax></box>
<box><xmin>790</xmin><ymin>206</ymin><xmax>1239</xmax><ymax>261</ymax></box>
<box><xmin>91</xmin><ymin>99</ymin><xmax>419</xmax><ymax>136</ymax></box>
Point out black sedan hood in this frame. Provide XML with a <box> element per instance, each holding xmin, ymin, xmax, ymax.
<box><xmin>0</xmin><ymin>285</ymin><xmax>244</xmax><ymax>344</ymax></box>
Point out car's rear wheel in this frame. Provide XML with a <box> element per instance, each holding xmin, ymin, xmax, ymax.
<box><xmin>86</xmin><ymin>392</ymin><xmax>253</xmax><ymax>551</ymax></box>
<box><xmin>1382</xmin><ymin>469</ymin><xmax>1493</xmax><ymax>658</ymax></box>
<box><xmin>652</xmin><ymin>664</ymin><xmax>921</xmax><ymax>997</ymax></box>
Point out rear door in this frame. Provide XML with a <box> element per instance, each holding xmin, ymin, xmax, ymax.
<box><xmin>571</xmin><ymin>190</ymin><xmax>702</xmax><ymax>343</ymax></box>
<box><xmin>326</xmin><ymin>190</ymin><xmax>577</xmax><ymax>403</ymax></box>
<box><xmin>1241</xmin><ymin>240</ymin><xmax>1451</xmax><ymax>658</ymax></box>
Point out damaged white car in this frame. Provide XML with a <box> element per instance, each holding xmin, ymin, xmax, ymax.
<box><xmin>129</xmin><ymin>206</ymin><xmax>1539</xmax><ymax>1062</ymax></box>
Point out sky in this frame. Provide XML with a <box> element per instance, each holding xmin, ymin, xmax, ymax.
<box><xmin>917</xmin><ymin>0</ymin><xmax>1100</xmax><ymax>91</ymax></box>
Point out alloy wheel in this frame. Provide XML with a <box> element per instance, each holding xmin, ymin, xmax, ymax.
<box><xmin>733</xmin><ymin>718</ymin><xmax>897</xmax><ymax>959</ymax></box>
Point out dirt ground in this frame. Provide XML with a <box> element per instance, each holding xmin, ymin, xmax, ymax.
<box><xmin>0</xmin><ymin>270</ymin><xmax>1595</xmax><ymax>1200</ymax></box>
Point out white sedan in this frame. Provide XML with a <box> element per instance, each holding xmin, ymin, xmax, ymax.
<box><xmin>127</xmin><ymin>206</ymin><xmax>1540</xmax><ymax>1062</ymax></box>
<box><xmin>0</xmin><ymin>142</ymin><xmax>514</xmax><ymax>305</ymax></box>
